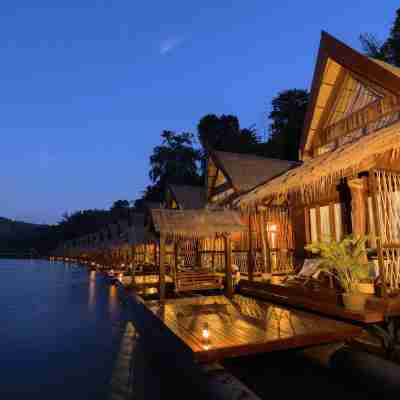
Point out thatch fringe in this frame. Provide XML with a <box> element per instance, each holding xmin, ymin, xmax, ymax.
<box><xmin>237</xmin><ymin>121</ymin><xmax>400</xmax><ymax>207</ymax></box>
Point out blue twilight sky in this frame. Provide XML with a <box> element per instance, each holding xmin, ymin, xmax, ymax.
<box><xmin>1</xmin><ymin>1</ymin><xmax>398</xmax><ymax>224</ymax></box>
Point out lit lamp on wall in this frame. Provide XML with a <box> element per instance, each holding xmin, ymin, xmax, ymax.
<box><xmin>267</xmin><ymin>224</ymin><xmax>278</xmax><ymax>249</ymax></box>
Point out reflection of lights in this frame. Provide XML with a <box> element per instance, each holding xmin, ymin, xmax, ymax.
<box><xmin>88</xmin><ymin>273</ymin><xmax>96</xmax><ymax>311</ymax></box>
<box><xmin>268</xmin><ymin>224</ymin><xmax>277</xmax><ymax>232</ymax></box>
<box><xmin>202</xmin><ymin>322</ymin><xmax>211</xmax><ymax>350</ymax></box>
<box><xmin>108</xmin><ymin>285</ymin><xmax>118</xmax><ymax>314</ymax></box>
<box><xmin>202</xmin><ymin>325</ymin><xmax>210</xmax><ymax>339</ymax></box>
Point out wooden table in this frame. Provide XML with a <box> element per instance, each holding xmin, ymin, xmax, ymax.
<box><xmin>145</xmin><ymin>295</ymin><xmax>362</xmax><ymax>363</ymax></box>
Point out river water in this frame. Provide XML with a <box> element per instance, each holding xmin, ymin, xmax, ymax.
<box><xmin>0</xmin><ymin>259</ymin><xmax>128</xmax><ymax>399</ymax></box>
<box><xmin>0</xmin><ymin>259</ymin><xmax>390</xmax><ymax>399</ymax></box>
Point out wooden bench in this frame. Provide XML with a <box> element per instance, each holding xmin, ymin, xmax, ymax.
<box><xmin>174</xmin><ymin>269</ymin><xmax>223</xmax><ymax>293</ymax></box>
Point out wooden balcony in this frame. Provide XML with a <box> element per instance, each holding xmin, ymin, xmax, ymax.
<box><xmin>320</xmin><ymin>95</ymin><xmax>400</xmax><ymax>149</ymax></box>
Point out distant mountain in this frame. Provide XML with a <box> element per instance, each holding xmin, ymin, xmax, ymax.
<box><xmin>0</xmin><ymin>217</ymin><xmax>49</xmax><ymax>253</ymax></box>
<box><xmin>0</xmin><ymin>217</ymin><xmax>46</xmax><ymax>239</ymax></box>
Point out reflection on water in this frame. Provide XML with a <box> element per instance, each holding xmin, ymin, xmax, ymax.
<box><xmin>109</xmin><ymin>285</ymin><xmax>119</xmax><ymax>315</ymax></box>
<box><xmin>109</xmin><ymin>321</ymin><xmax>137</xmax><ymax>400</ymax></box>
<box><xmin>0</xmin><ymin>259</ymin><xmax>128</xmax><ymax>400</ymax></box>
<box><xmin>88</xmin><ymin>270</ymin><xmax>96</xmax><ymax>311</ymax></box>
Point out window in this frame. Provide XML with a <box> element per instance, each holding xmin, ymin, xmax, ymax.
<box><xmin>320</xmin><ymin>205</ymin><xmax>331</xmax><ymax>239</ymax></box>
<box><xmin>310</xmin><ymin>208</ymin><xmax>318</xmax><ymax>243</ymax></box>
<box><xmin>308</xmin><ymin>203</ymin><xmax>343</xmax><ymax>243</ymax></box>
<box><xmin>334</xmin><ymin>203</ymin><xmax>343</xmax><ymax>241</ymax></box>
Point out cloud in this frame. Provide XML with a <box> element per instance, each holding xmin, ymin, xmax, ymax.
<box><xmin>159</xmin><ymin>36</ymin><xmax>185</xmax><ymax>55</ymax></box>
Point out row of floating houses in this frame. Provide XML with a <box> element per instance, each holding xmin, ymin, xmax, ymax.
<box><xmin>53</xmin><ymin>32</ymin><xmax>400</xmax><ymax>361</ymax></box>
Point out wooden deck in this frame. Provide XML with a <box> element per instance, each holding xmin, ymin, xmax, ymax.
<box><xmin>144</xmin><ymin>295</ymin><xmax>362</xmax><ymax>363</ymax></box>
<box><xmin>239</xmin><ymin>280</ymin><xmax>385</xmax><ymax>324</ymax></box>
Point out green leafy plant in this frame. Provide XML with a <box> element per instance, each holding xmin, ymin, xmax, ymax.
<box><xmin>305</xmin><ymin>235</ymin><xmax>370</xmax><ymax>293</ymax></box>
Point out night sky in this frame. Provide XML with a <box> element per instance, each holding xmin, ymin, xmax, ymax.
<box><xmin>1</xmin><ymin>1</ymin><xmax>397</xmax><ymax>224</ymax></box>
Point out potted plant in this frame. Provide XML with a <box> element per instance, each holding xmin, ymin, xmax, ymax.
<box><xmin>305</xmin><ymin>235</ymin><xmax>370</xmax><ymax>311</ymax></box>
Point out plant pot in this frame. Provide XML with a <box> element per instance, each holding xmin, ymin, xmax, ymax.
<box><xmin>342</xmin><ymin>293</ymin><xmax>367</xmax><ymax>312</ymax></box>
<box><xmin>357</xmin><ymin>282</ymin><xmax>375</xmax><ymax>295</ymax></box>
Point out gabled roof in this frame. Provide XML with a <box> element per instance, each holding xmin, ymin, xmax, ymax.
<box><xmin>168</xmin><ymin>184</ymin><xmax>205</xmax><ymax>209</ymax></box>
<box><xmin>211</xmin><ymin>150</ymin><xmax>297</xmax><ymax>193</ymax></box>
<box><xmin>300</xmin><ymin>31</ymin><xmax>400</xmax><ymax>158</ymax></box>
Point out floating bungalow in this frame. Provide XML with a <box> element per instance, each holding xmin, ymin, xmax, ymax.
<box><xmin>55</xmin><ymin>31</ymin><xmax>400</xmax><ymax>361</ymax></box>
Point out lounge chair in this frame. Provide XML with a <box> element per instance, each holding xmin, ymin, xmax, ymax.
<box><xmin>238</xmin><ymin>258</ymin><xmax>340</xmax><ymax>305</ymax></box>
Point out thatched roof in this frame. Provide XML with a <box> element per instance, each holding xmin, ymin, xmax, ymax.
<box><xmin>212</xmin><ymin>150</ymin><xmax>297</xmax><ymax>193</ymax></box>
<box><xmin>150</xmin><ymin>208</ymin><xmax>246</xmax><ymax>239</ymax></box>
<box><xmin>168</xmin><ymin>184</ymin><xmax>205</xmax><ymax>209</ymax></box>
<box><xmin>237</xmin><ymin>120</ymin><xmax>400</xmax><ymax>206</ymax></box>
<box><xmin>300</xmin><ymin>31</ymin><xmax>400</xmax><ymax>158</ymax></box>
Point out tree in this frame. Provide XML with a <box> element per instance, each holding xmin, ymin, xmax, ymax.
<box><xmin>360</xmin><ymin>8</ymin><xmax>400</xmax><ymax>66</ymax></box>
<box><xmin>264</xmin><ymin>89</ymin><xmax>309</xmax><ymax>161</ymax></box>
<box><xmin>110</xmin><ymin>200</ymin><xmax>131</xmax><ymax>220</ymax></box>
<box><xmin>197</xmin><ymin>114</ymin><xmax>259</xmax><ymax>153</ymax></box>
<box><xmin>141</xmin><ymin>131</ymin><xmax>202</xmax><ymax>203</ymax></box>
<box><xmin>134</xmin><ymin>185</ymin><xmax>164</xmax><ymax>209</ymax></box>
<box><xmin>359</xmin><ymin>33</ymin><xmax>389</xmax><ymax>62</ymax></box>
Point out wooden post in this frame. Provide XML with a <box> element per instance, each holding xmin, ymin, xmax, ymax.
<box><xmin>153</xmin><ymin>243</ymin><xmax>157</xmax><ymax>266</ymax></box>
<box><xmin>224</xmin><ymin>234</ymin><xmax>233</xmax><ymax>298</ymax></box>
<box><xmin>159</xmin><ymin>234</ymin><xmax>166</xmax><ymax>302</ymax></box>
<box><xmin>370</xmin><ymin>174</ymin><xmax>387</xmax><ymax>298</ymax></box>
<box><xmin>338</xmin><ymin>179</ymin><xmax>352</xmax><ymax>235</ymax></box>
<box><xmin>258</xmin><ymin>210</ymin><xmax>271</xmax><ymax>274</ymax></box>
<box><xmin>211</xmin><ymin>238</ymin><xmax>215</xmax><ymax>271</ymax></box>
<box><xmin>304</xmin><ymin>207</ymin><xmax>311</xmax><ymax>244</ymax></box>
<box><xmin>132</xmin><ymin>245</ymin><xmax>136</xmax><ymax>284</ymax></box>
<box><xmin>195</xmin><ymin>239</ymin><xmax>200</xmax><ymax>267</ymax></box>
<box><xmin>316</xmin><ymin>206</ymin><xmax>322</xmax><ymax>241</ymax></box>
<box><xmin>174</xmin><ymin>242</ymin><xmax>178</xmax><ymax>282</ymax></box>
<box><xmin>348</xmin><ymin>177</ymin><xmax>368</xmax><ymax>238</ymax></box>
<box><xmin>248</xmin><ymin>213</ymin><xmax>254</xmax><ymax>281</ymax></box>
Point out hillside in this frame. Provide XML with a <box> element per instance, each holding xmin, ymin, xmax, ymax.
<box><xmin>0</xmin><ymin>217</ymin><xmax>45</xmax><ymax>238</ymax></box>
<box><xmin>0</xmin><ymin>217</ymin><xmax>49</xmax><ymax>253</ymax></box>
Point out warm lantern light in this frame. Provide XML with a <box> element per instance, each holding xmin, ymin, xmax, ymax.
<box><xmin>202</xmin><ymin>322</ymin><xmax>210</xmax><ymax>340</ymax></box>
<box><xmin>267</xmin><ymin>223</ymin><xmax>278</xmax><ymax>249</ymax></box>
<box><xmin>268</xmin><ymin>224</ymin><xmax>277</xmax><ymax>232</ymax></box>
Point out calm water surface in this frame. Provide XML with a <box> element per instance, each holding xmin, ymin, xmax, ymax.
<box><xmin>0</xmin><ymin>259</ymin><xmax>127</xmax><ymax>399</ymax></box>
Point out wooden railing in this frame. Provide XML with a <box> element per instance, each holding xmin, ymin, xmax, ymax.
<box><xmin>321</xmin><ymin>95</ymin><xmax>400</xmax><ymax>147</ymax></box>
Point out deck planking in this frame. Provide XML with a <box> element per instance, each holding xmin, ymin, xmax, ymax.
<box><xmin>144</xmin><ymin>295</ymin><xmax>362</xmax><ymax>363</ymax></box>
<box><xmin>239</xmin><ymin>280</ymin><xmax>385</xmax><ymax>324</ymax></box>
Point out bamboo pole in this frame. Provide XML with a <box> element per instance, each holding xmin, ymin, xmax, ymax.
<box><xmin>159</xmin><ymin>234</ymin><xmax>166</xmax><ymax>302</ymax></box>
<box><xmin>258</xmin><ymin>210</ymin><xmax>270</xmax><ymax>275</ymax></box>
<box><xmin>224</xmin><ymin>234</ymin><xmax>233</xmax><ymax>298</ymax></box>
<box><xmin>370</xmin><ymin>173</ymin><xmax>388</xmax><ymax>298</ymax></box>
<box><xmin>248</xmin><ymin>213</ymin><xmax>254</xmax><ymax>281</ymax></box>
